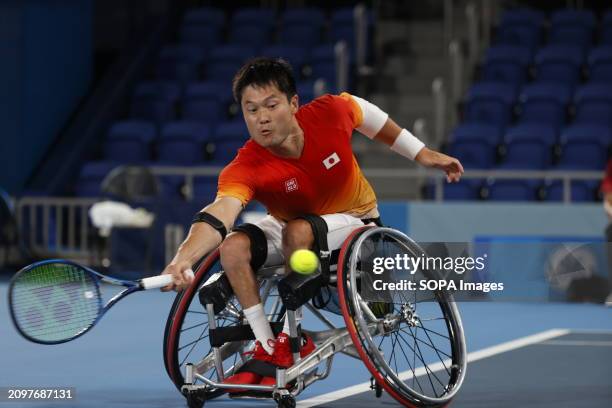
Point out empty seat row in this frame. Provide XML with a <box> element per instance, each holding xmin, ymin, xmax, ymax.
<box><xmin>104</xmin><ymin>120</ymin><xmax>250</xmax><ymax>165</ymax></box>
<box><xmin>155</xmin><ymin>43</ymin><xmax>342</xmax><ymax>90</ymax></box>
<box><xmin>481</xmin><ymin>44</ymin><xmax>612</xmax><ymax>85</ymax></box>
<box><xmin>130</xmin><ymin>79</ymin><xmax>322</xmax><ymax>126</ymax></box>
<box><xmin>448</xmin><ymin>125</ymin><xmax>612</xmax><ymax>170</ymax></box>
<box><xmin>179</xmin><ymin>6</ymin><xmax>371</xmax><ymax>54</ymax></box>
<box><xmin>463</xmin><ymin>82</ymin><xmax>612</xmax><ymax>128</ymax></box>
<box><xmin>496</xmin><ymin>8</ymin><xmax>612</xmax><ymax>50</ymax></box>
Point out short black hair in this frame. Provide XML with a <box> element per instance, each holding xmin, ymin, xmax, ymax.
<box><xmin>232</xmin><ymin>57</ymin><xmax>297</xmax><ymax>103</ymax></box>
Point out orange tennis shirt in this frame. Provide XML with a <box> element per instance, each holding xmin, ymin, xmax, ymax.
<box><xmin>217</xmin><ymin>93</ymin><xmax>378</xmax><ymax>221</ymax></box>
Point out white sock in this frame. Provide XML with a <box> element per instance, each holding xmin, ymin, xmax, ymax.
<box><xmin>282</xmin><ymin>307</ymin><xmax>303</xmax><ymax>335</ymax></box>
<box><xmin>244</xmin><ymin>304</ymin><xmax>275</xmax><ymax>354</ymax></box>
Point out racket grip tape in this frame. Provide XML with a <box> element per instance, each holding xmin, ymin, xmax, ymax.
<box><xmin>140</xmin><ymin>269</ymin><xmax>195</xmax><ymax>290</ymax></box>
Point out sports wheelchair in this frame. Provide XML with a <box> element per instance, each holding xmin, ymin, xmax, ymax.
<box><xmin>163</xmin><ymin>226</ymin><xmax>467</xmax><ymax>407</ymax></box>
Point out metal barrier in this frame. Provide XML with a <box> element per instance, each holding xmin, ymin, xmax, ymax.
<box><xmin>334</xmin><ymin>41</ymin><xmax>350</xmax><ymax>92</ymax></box>
<box><xmin>16</xmin><ymin>197</ymin><xmax>99</xmax><ymax>260</ymax></box>
<box><xmin>12</xmin><ymin>168</ymin><xmax>602</xmax><ymax>260</ymax></box>
<box><xmin>144</xmin><ymin>166</ymin><xmax>601</xmax><ymax>204</ymax></box>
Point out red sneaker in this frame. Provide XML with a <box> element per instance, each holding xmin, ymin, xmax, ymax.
<box><xmin>271</xmin><ymin>333</ymin><xmax>316</xmax><ymax>368</ymax></box>
<box><xmin>223</xmin><ymin>371</ymin><xmax>262</xmax><ymax>393</ymax></box>
<box><xmin>243</xmin><ymin>340</ymin><xmax>273</xmax><ymax>363</ymax></box>
<box><xmin>222</xmin><ymin>341</ymin><xmax>272</xmax><ymax>392</ymax></box>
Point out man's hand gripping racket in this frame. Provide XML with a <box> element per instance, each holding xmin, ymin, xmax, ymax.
<box><xmin>8</xmin><ymin>260</ymin><xmax>194</xmax><ymax>344</ymax></box>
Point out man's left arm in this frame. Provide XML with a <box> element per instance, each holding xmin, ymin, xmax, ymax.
<box><xmin>349</xmin><ymin>94</ymin><xmax>464</xmax><ymax>183</ymax></box>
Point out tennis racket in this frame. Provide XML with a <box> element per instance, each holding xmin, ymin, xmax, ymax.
<box><xmin>8</xmin><ymin>259</ymin><xmax>193</xmax><ymax>345</ymax></box>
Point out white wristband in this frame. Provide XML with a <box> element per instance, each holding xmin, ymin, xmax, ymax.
<box><xmin>351</xmin><ymin>94</ymin><xmax>388</xmax><ymax>139</ymax></box>
<box><xmin>390</xmin><ymin>128</ymin><xmax>425</xmax><ymax>160</ymax></box>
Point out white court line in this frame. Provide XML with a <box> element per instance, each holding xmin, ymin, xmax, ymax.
<box><xmin>298</xmin><ymin>328</ymin><xmax>569</xmax><ymax>407</ymax></box>
<box><xmin>540</xmin><ymin>340</ymin><xmax>612</xmax><ymax>347</ymax></box>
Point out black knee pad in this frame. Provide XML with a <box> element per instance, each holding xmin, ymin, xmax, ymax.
<box><xmin>232</xmin><ymin>223</ymin><xmax>268</xmax><ymax>271</ymax></box>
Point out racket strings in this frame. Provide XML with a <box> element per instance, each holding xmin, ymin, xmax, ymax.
<box><xmin>11</xmin><ymin>263</ymin><xmax>101</xmax><ymax>342</ymax></box>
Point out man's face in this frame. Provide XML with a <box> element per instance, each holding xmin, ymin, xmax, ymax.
<box><xmin>240</xmin><ymin>83</ymin><xmax>298</xmax><ymax>148</ymax></box>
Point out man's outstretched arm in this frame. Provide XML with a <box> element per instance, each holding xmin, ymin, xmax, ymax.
<box><xmin>373</xmin><ymin>118</ymin><xmax>464</xmax><ymax>183</ymax></box>
<box><xmin>160</xmin><ymin>196</ymin><xmax>243</xmax><ymax>291</ymax></box>
<box><xmin>348</xmin><ymin>93</ymin><xmax>464</xmax><ymax>182</ymax></box>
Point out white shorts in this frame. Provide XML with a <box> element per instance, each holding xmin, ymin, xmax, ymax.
<box><xmin>254</xmin><ymin>213</ymin><xmax>371</xmax><ymax>267</ymax></box>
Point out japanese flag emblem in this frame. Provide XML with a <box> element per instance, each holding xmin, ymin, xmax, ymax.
<box><xmin>322</xmin><ymin>152</ymin><xmax>340</xmax><ymax>170</ymax></box>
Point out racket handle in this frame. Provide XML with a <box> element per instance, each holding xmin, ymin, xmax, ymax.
<box><xmin>140</xmin><ymin>269</ymin><xmax>195</xmax><ymax>290</ymax></box>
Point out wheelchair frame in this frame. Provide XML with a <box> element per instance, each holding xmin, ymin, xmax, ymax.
<box><xmin>166</xmin><ymin>226</ymin><xmax>467</xmax><ymax>408</ymax></box>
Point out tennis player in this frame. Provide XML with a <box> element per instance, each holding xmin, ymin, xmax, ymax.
<box><xmin>160</xmin><ymin>57</ymin><xmax>464</xmax><ymax>387</ymax></box>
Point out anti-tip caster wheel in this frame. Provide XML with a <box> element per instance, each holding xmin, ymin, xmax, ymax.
<box><xmin>182</xmin><ymin>389</ymin><xmax>205</xmax><ymax>408</ymax></box>
<box><xmin>274</xmin><ymin>393</ymin><xmax>296</xmax><ymax>408</ymax></box>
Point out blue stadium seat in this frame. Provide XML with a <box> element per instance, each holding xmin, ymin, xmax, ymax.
<box><xmin>182</xmin><ymin>81</ymin><xmax>233</xmax><ymax>125</ymax></box>
<box><xmin>534</xmin><ymin>45</ymin><xmax>584</xmax><ymax>85</ymax></box>
<box><xmin>573</xmin><ymin>84</ymin><xmax>612</xmax><ymax>125</ymax></box>
<box><xmin>214</xmin><ymin>121</ymin><xmax>249</xmax><ymax>141</ymax></box>
<box><xmin>283</xmin><ymin>7</ymin><xmax>325</xmax><ymax>28</ymax></box>
<box><xmin>550</xmin><ymin>9</ymin><xmax>596</xmax><ymax>29</ymax></box>
<box><xmin>183</xmin><ymin>7</ymin><xmax>225</xmax><ymax>28</ymax></box>
<box><xmin>481</xmin><ymin>62</ymin><xmax>527</xmax><ymax>87</ymax></box>
<box><xmin>193</xmin><ymin>176</ymin><xmax>219</xmax><ymax>202</ymax></box>
<box><xmin>603</xmin><ymin>11</ymin><xmax>612</xmax><ymax>45</ymax></box>
<box><xmin>179</xmin><ymin>25</ymin><xmax>222</xmax><ymax>50</ymax></box>
<box><xmin>228</xmin><ymin>25</ymin><xmax>273</xmax><ymax>48</ymax></box>
<box><xmin>310</xmin><ymin>44</ymin><xmax>339</xmax><ymax>92</ymax></box>
<box><xmin>504</xmin><ymin>123</ymin><xmax>558</xmax><ymax>146</ymax></box>
<box><xmin>331</xmin><ymin>7</ymin><xmax>355</xmax><ymax>25</ymax></box>
<box><xmin>464</xmin><ymin>82</ymin><xmax>517</xmax><ymax>127</ymax></box>
<box><xmin>209</xmin><ymin>45</ymin><xmax>257</xmax><ymax>64</ymax></box>
<box><xmin>549</xmin><ymin>26</ymin><xmax>593</xmax><ymax>48</ymax></box>
<box><xmin>279</xmin><ymin>25</ymin><xmax>322</xmax><ymax>49</ymax></box>
<box><xmin>104</xmin><ymin>121</ymin><xmax>156</xmax><ymax>164</ymax></box>
<box><xmin>516</xmin><ymin>83</ymin><xmax>572</xmax><ymax>128</ymax></box>
<box><xmin>519</xmin><ymin>83</ymin><xmax>573</xmax><ymax>106</ymax></box>
<box><xmin>560</xmin><ymin>123</ymin><xmax>612</xmax><ymax>147</ymax></box>
<box><xmin>587</xmin><ymin>46</ymin><xmax>612</xmax><ymax>82</ymax></box>
<box><xmin>107</xmin><ymin>120</ymin><xmax>156</xmax><ymax>143</ymax></box>
<box><xmin>260</xmin><ymin>45</ymin><xmax>309</xmax><ymax>71</ymax></box>
<box><xmin>495</xmin><ymin>25</ymin><xmax>541</xmax><ymax>51</ymax></box>
<box><xmin>231</xmin><ymin>8</ymin><xmax>276</xmax><ymax>30</ymax></box>
<box><xmin>297</xmin><ymin>81</ymin><xmax>317</xmax><ymax>104</ymax></box>
<box><xmin>205</xmin><ymin>61</ymin><xmax>243</xmax><ymax>82</ymax></box>
<box><xmin>450</xmin><ymin>123</ymin><xmax>503</xmax><ymax>145</ymax></box>
<box><xmin>499</xmin><ymin>139</ymin><xmax>552</xmax><ymax>169</ymax></box>
<box><xmin>443</xmin><ymin>179</ymin><xmax>483</xmax><ymax>201</ymax></box>
<box><xmin>156</xmin><ymin>45</ymin><xmax>203</xmax><ymax>84</ymax></box>
<box><xmin>481</xmin><ymin>45</ymin><xmax>531</xmax><ymax>86</ymax></box>
<box><xmin>485</xmin><ymin>180</ymin><xmax>539</xmax><ymax>201</ymax></box>
<box><xmin>206</xmin><ymin>45</ymin><xmax>257</xmax><ymax>81</ymax></box>
<box><xmin>208</xmin><ymin>140</ymin><xmax>245</xmax><ymax>165</ymax></box>
<box><xmin>130</xmin><ymin>82</ymin><xmax>181</xmax><ymax>124</ymax></box>
<box><xmin>499</xmin><ymin>8</ymin><xmax>545</xmax><ymax>28</ymax></box>
<box><xmin>75</xmin><ymin>161</ymin><xmax>118</xmax><ymax>197</ymax></box>
<box><xmin>484</xmin><ymin>45</ymin><xmax>533</xmax><ymax>67</ymax></box>
<box><xmin>158</xmin><ymin>174</ymin><xmax>187</xmax><ymax>200</ymax></box>
<box><xmin>156</xmin><ymin>122</ymin><xmax>211</xmax><ymax>165</ymax></box>
<box><xmin>544</xmin><ymin>180</ymin><xmax>597</xmax><ymax>202</ymax></box>
<box><xmin>160</xmin><ymin>121</ymin><xmax>212</xmax><ymax>142</ymax></box>
<box><xmin>549</xmin><ymin>10</ymin><xmax>595</xmax><ymax>48</ymax></box>
<box><xmin>447</xmin><ymin>140</ymin><xmax>496</xmax><ymax>169</ymax></box>
<box><xmin>556</xmin><ymin>141</ymin><xmax>608</xmax><ymax>169</ymax></box>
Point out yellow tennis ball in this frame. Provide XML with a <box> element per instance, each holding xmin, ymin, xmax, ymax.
<box><xmin>289</xmin><ymin>249</ymin><xmax>319</xmax><ymax>275</ymax></box>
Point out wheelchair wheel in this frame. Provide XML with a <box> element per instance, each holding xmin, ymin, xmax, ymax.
<box><xmin>163</xmin><ymin>249</ymin><xmax>285</xmax><ymax>399</ymax></box>
<box><xmin>337</xmin><ymin>227</ymin><xmax>467</xmax><ymax>407</ymax></box>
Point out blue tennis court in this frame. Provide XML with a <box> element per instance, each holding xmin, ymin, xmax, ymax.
<box><xmin>2</xmin><ymin>279</ymin><xmax>610</xmax><ymax>408</ymax></box>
